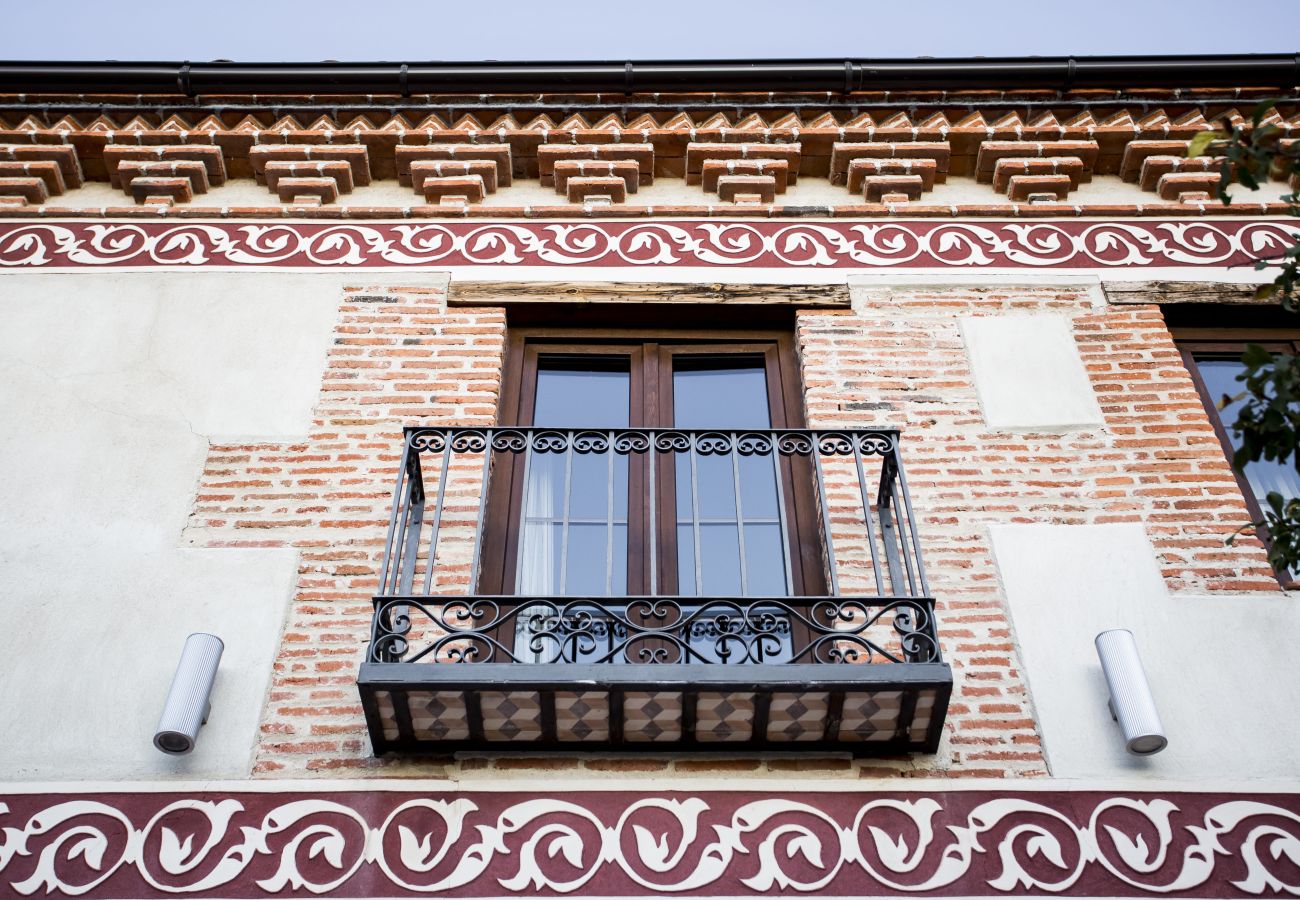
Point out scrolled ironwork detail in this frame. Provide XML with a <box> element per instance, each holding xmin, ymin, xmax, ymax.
<box><xmin>856</xmin><ymin>431</ymin><xmax>896</xmax><ymax>455</ymax></box>
<box><xmin>491</xmin><ymin>429</ymin><xmax>529</xmax><ymax>452</ymax></box>
<box><xmin>817</xmin><ymin>432</ymin><xmax>855</xmax><ymax>456</ymax></box>
<box><xmin>775</xmin><ymin>433</ymin><xmax>815</xmax><ymax>456</ymax></box>
<box><xmin>408</xmin><ymin>430</ymin><xmax>446</xmax><ymax>453</ymax></box>
<box><xmin>449</xmin><ymin>430</ymin><xmax>488</xmax><ymax>453</ymax></box>
<box><xmin>735</xmin><ymin>432</ymin><xmax>773</xmax><ymax>455</ymax></box>
<box><xmin>572</xmin><ymin>430</ymin><xmax>611</xmax><ymax>453</ymax></box>
<box><xmin>693</xmin><ymin>432</ymin><xmax>734</xmax><ymax>455</ymax></box>
<box><xmin>654</xmin><ymin>431</ymin><xmax>691</xmax><ymax>453</ymax></box>
<box><xmin>613</xmin><ymin>431</ymin><xmax>650</xmax><ymax>454</ymax></box>
<box><xmin>530</xmin><ymin>430</ymin><xmax>570</xmax><ymax>453</ymax></box>
<box><xmin>369</xmin><ymin>595</ymin><xmax>941</xmax><ymax>667</ymax></box>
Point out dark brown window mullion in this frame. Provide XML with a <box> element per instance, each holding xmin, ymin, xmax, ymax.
<box><xmin>475</xmin><ymin>332</ymin><xmax>534</xmax><ymax>596</ymax></box>
<box><xmin>769</xmin><ymin>334</ymin><xmax>831</xmax><ymax>602</ymax></box>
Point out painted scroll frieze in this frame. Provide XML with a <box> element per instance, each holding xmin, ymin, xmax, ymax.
<box><xmin>1</xmin><ymin>220</ymin><xmax>1298</xmax><ymax>269</ymax></box>
<box><xmin>1</xmin><ymin>789</ymin><xmax>1298</xmax><ymax>897</ymax></box>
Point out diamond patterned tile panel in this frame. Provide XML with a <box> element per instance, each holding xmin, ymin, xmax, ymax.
<box><xmin>838</xmin><ymin>690</ymin><xmax>903</xmax><ymax>742</ymax></box>
<box><xmin>766</xmin><ymin>692</ymin><xmax>830</xmax><ymax>741</ymax></box>
<box><xmin>407</xmin><ymin>690</ymin><xmax>470</xmax><ymax>741</ymax></box>
<box><xmin>374</xmin><ymin>691</ymin><xmax>399</xmax><ymax>741</ymax></box>
<box><xmin>555</xmin><ymin>691</ymin><xmax>609</xmax><ymax>741</ymax></box>
<box><xmin>480</xmin><ymin>690</ymin><xmax>542</xmax><ymax>741</ymax></box>
<box><xmin>908</xmin><ymin>689</ymin><xmax>938</xmax><ymax>742</ymax></box>
<box><xmin>623</xmin><ymin>691</ymin><xmax>682</xmax><ymax>742</ymax></box>
<box><xmin>695</xmin><ymin>692</ymin><xmax>755</xmax><ymax>742</ymax></box>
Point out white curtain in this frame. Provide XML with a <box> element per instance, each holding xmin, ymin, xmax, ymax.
<box><xmin>515</xmin><ymin>451</ymin><xmax>558</xmax><ymax>662</ymax></box>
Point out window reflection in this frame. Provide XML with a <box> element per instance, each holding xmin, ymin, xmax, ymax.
<box><xmin>1193</xmin><ymin>353</ymin><xmax>1300</xmax><ymax>581</ymax></box>
<box><xmin>518</xmin><ymin>360</ymin><xmax>630</xmax><ymax>599</ymax></box>
<box><xmin>1195</xmin><ymin>357</ymin><xmax>1300</xmax><ymax>504</ymax></box>
<box><xmin>673</xmin><ymin>360</ymin><xmax>788</xmax><ymax>597</ymax></box>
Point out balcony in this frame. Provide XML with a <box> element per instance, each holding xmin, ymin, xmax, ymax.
<box><xmin>357</xmin><ymin>427</ymin><xmax>951</xmax><ymax>754</ymax></box>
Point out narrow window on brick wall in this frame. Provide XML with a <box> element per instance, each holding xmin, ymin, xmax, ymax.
<box><xmin>475</xmin><ymin>329</ymin><xmax>827</xmax><ymax>657</ymax></box>
<box><xmin>1179</xmin><ymin>334</ymin><xmax>1300</xmax><ymax>585</ymax></box>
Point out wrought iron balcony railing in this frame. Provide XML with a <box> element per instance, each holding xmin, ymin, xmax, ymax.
<box><xmin>358</xmin><ymin>427</ymin><xmax>951</xmax><ymax>754</ymax></box>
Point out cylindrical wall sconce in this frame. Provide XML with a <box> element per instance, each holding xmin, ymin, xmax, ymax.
<box><xmin>153</xmin><ymin>633</ymin><xmax>224</xmax><ymax>755</ymax></box>
<box><xmin>1095</xmin><ymin>628</ymin><xmax>1167</xmax><ymax>756</ymax></box>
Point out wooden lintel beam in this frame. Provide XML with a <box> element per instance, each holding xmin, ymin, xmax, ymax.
<box><xmin>1104</xmin><ymin>280</ymin><xmax>1271</xmax><ymax>305</ymax></box>
<box><xmin>447</xmin><ymin>281</ymin><xmax>850</xmax><ymax>308</ymax></box>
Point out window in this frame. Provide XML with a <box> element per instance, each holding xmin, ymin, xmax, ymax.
<box><xmin>480</xmin><ymin>330</ymin><xmax>822</xmax><ymax>594</ymax></box>
<box><xmin>1179</xmin><ymin>335</ymin><xmax>1300</xmax><ymax>582</ymax></box>
<box><xmin>475</xmin><ymin>329</ymin><xmax>825</xmax><ymax>662</ymax></box>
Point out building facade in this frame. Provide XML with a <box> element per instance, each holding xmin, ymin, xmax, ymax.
<box><xmin>2</xmin><ymin>56</ymin><xmax>1300</xmax><ymax>897</ymax></box>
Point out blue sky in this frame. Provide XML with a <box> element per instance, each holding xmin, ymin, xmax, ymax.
<box><xmin>0</xmin><ymin>0</ymin><xmax>1296</xmax><ymax>60</ymax></box>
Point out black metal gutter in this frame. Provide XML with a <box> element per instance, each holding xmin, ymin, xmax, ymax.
<box><xmin>0</xmin><ymin>55</ymin><xmax>1297</xmax><ymax>96</ymax></box>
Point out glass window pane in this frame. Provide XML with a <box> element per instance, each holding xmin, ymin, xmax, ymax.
<box><xmin>744</xmin><ymin>523</ymin><xmax>789</xmax><ymax>595</ymax></box>
<box><xmin>691</xmin><ymin>454</ymin><xmax>737</xmax><ymax>520</ymax></box>
<box><xmin>565</xmin><ymin>523</ymin><xmax>613</xmax><ymax>596</ymax></box>
<box><xmin>738</xmin><ymin>453</ymin><xmax>779</xmax><ymax>518</ymax></box>
<box><xmin>672</xmin><ymin>357</ymin><xmax>788</xmax><ymax>597</ymax></box>
<box><xmin>612</xmin><ymin>523</ymin><xmax>628</xmax><ymax>597</ymax></box>
<box><xmin>1196</xmin><ymin>356</ymin><xmax>1300</xmax><ymax>506</ymax></box>
<box><xmin>534</xmin><ymin>360</ymin><xmax>630</xmax><ymax>428</ymax></box>
<box><xmin>673</xmin><ymin>360</ymin><xmax>771</xmax><ymax>429</ymax></box>
<box><xmin>613</xmin><ymin>452</ymin><xmax>628</xmax><ymax>518</ymax></box>
<box><xmin>699</xmin><ymin>523</ymin><xmax>742</xmax><ymax>595</ymax></box>
<box><xmin>517</xmin><ymin>522</ymin><xmax>563</xmax><ymax>595</ymax></box>
<box><xmin>568</xmin><ymin>451</ymin><xmax>626</xmax><ymax>520</ymax></box>
<box><xmin>676</xmin><ymin>523</ymin><xmax>697</xmax><ymax>596</ymax></box>
<box><xmin>523</xmin><ymin>452</ymin><xmax>566</xmax><ymax>519</ymax></box>
<box><xmin>521</xmin><ymin>357</ymin><xmax>632</xmax><ymax>598</ymax></box>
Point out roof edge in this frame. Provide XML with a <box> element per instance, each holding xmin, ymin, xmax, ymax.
<box><xmin>0</xmin><ymin>54</ymin><xmax>1297</xmax><ymax>96</ymax></box>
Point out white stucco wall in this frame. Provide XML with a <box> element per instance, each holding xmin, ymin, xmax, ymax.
<box><xmin>0</xmin><ymin>272</ymin><xmax>356</xmax><ymax>779</ymax></box>
<box><xmin>960</xmin><ymin>313</ymin><xmax>1104</xmax><ymax>430</ymax></box>
<box><xmin>990</xmin><ymin>523</ymin><xmax>1300</xmax><ymax>781</ymax></box>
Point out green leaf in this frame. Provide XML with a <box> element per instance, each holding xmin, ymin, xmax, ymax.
<box><xmin>1187</xmin><ymin>131</ymin><xmax>1219</xmax><ymax>158</ymax></box>
<box><xmin>1252</xmin><ymin>99</ymin><xmax>1277</xmax><ymax>127</ymax></box>
<box><xmin>1256</xmin><ymin>283</ymin><xmax>1280</xmax><ymax>301</ymax></box>
<box><xmin>1242</xmin><ymin>343</ymin><xmax>1273</xmax><ymax>365</ymax></box>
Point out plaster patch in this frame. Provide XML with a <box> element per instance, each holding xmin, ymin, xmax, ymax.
<box><xmin>990</xmin><ymin>522</ymin><xmax>1300</xmax><ymax>781</ymax></box>
<box><xmin>0</xmin><ymin>272</ymin><xmax>344</xmax><ymax>779</ymax></box>
<box><xmin>960</xmin><ymin>313</ymin><xmax>1104</xmax><ymax>430</ymax></box>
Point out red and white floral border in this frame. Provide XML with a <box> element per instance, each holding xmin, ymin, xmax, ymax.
<box><xmin>1</xmin><ymin>220</ymin><xmax>1298</xmax><ymax>269</ymax></box>
<box><xmin>2</xmin><ymin>789</ymin><xmax>1298</xmax><ymax>897</ymax></box>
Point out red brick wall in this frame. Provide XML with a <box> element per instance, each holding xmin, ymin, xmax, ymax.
<box><xmin>796</xmin><ymin>286</ymin><xmax>1276</xmax><ymax>777</ymax></box>
<box><xmin>187</xmin><ymin>285</ymin><xmax>507</xmax><ymax>774</ymax></box>
<box><xmin>186</xmin><ymin>281</ymin><xmax>1275</xmax><ymax>778</ymax></box>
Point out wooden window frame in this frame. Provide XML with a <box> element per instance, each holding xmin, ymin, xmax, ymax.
<box><xmin>1175</xmin><ymin>328</ymin><xmax>1300</xmax><ymax>588</ymax></box>
<box><xmin>476</xmin><ymin>327</ymin><xmax>827</xmax><ymax>600</ymax></box>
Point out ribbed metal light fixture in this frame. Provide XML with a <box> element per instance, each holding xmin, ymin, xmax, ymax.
<box><xmin>1095</xmin><ymin>628</ymin><xmax>1167</xmax><ymax>756</ymax></box>
<box><xmin>153</xmin><ymin>633</ymin><xmax>224</xmax><ymax>756</ymax></box>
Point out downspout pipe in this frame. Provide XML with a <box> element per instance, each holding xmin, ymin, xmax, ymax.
<box><xmin>0</xmin><ymin>55</ymin><xmax>1296</xmax><ymax>96</ymax></box>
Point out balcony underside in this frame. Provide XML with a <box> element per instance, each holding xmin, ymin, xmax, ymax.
<box><xmin>358</xmin><ymin>662</ymin><xmax>951</xmax><ymax>755</ymax></box>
